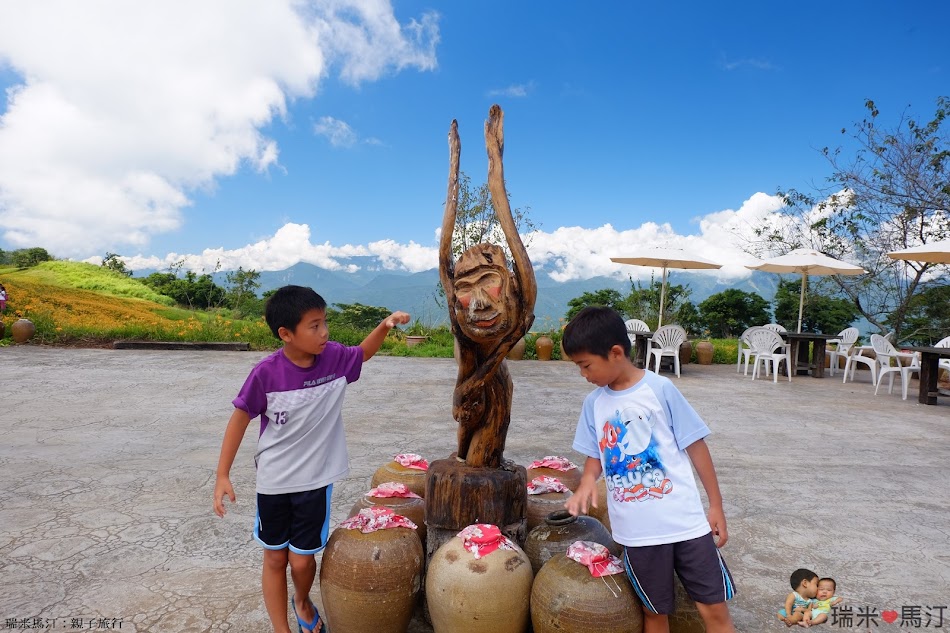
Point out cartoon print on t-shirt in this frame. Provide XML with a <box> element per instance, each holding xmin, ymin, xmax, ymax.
<box><xmin>599</xmin><ymin>406</ymin><xmax>673</xmax><ymax>502</ymax></box>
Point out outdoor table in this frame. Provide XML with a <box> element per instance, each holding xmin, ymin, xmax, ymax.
<box><xmin>905</xmin><ymin>346</ymin><xmax>950</xmax><ymax>405</ymax></box>
<box><xmin>632</xmin><ymin>331</ymin><xmax>655</xmax><ymax>369</ymax></box>
<box><xmin>780</xmin><ymin>332</ymin><xmax>832</xmax><ymax>378</ymax></box>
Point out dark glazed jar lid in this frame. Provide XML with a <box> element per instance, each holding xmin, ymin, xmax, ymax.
<box><xmin>544</xmin><ymin>509</ymin><xmax>578</xmax><ymax>526</ymax></box>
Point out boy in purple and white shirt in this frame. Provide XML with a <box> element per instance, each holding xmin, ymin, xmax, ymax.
<box><xmin>214</xmin><ymin>285</ymin><xmax>409</xmax><ymax>633</ymax></box>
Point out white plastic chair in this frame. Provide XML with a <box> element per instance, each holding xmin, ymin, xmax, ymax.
<box><xmin>736</xmin><ymin>326</ymin><xmax>760</xmax><ymax>375</ymax></box>
<box><xmin>747</xmin><ymin>328</ymin><xmax>791</xmax><ymax>383</ymax></box>
<box><xmin>827</xmin><ymin>327</ymin><xmax>860</xmax><ymax>377</ymax></box>
<box><xmin>936</xmin><ymin>336</ymin><xmax>950</xmax><ymax>374</ymax></box>
<box><xmin>624</xmin><ymin>319</ymin><xmax>650</xmax><ymax>345</ymax></box>
<box><xmin>871</xmin><ymin>334</ymin><xmax>920</xmax><ymax>400</ymax></box>
<box><xmin>842</xmin><ymin>341</ymin><xmax>878</xmax><ymax>386</ymax></box>
<box><xmin>647</xmin><ymin>325</ymin><xmax>687</xmax><ymax>378</ymax></box>
<box><xmin>762</xmin><ymin>323</ymin><xmax>787</xmax><ymax>333</ymax></box>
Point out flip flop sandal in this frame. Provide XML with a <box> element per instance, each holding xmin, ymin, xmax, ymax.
<box><xmin>292</xmin><ymin>597</ymin><xmax>325</xmax><ymax>633</ymax></box>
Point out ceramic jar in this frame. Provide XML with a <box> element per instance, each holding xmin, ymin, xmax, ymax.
<box><xmin>531</xmin><ymin>552</ymin><xmax>643</xmax><ymax>633</ymax></box>
<box><xmin>526</xmin><ymin>489</ymin><xmax>573</xmax><ymax>532</ymax></box>
<box><xmin>679</xmin><ymin>340</ymin><xmax>692</xmax><ymax>365</ymax></box>
<box><xmin>527</xmin><ymin>464</ymin><xmax>582</xmax><ymax>491</ymax></box>
<box><xmin>426</xmin><ymin>526</ymin><xmax>533</xmax><ymax>633</ymax></box>
<box><xmin>535</xmin><ymin>335</ymin><xmax>554</xmax><ymax>361</ymax></box>
<box><xmin>349</xmin><ymin>489</ymin><xmax>426</xmax><ymax>544</ymax></box>
<box><xmin>696</xmin><ymin>341</ymin><xmax>714</xmax><ymax>365</ymax></box>
<box><xmin>588</xmin><ymin>478</ymin><xmax>611</xmax><ymax>533</ymax></box>
<box><xmin>371</xmin><ymin>459</ymin><xmax>428</xmax><ymax>498</ymax></box>
<box><xmin>319</xmin><ymin>520</ymin><xmax>423</xmax><ymax>633</ymax></box>
<box><xmin>11</xmin><ymin>318</ymin><xmax>35</xmax><ymax>343</ymax></box>
<box><xmin>524</xmin><ymin>510</ymin><xmax>619</xmax><ymax>574</ymax></box>
<box><xmin>507</xmin><ymin>337</ymin><xmax>526</xmax><ymax>360</ymax></box>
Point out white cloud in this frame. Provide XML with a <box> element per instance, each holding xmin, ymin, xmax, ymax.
<box><xmin>314</xmin><ymin>116</ymin><xmax>359</xmax><ymax>147</ymax></box>
<box><xmin>0</xmin><ymin>1</ymin><xmax>439</xmax><ymax>257</ymax></box>
<box><xmin>118</xmin><ymin>193</ymin><xmax>789</xmax><ymax>283</ymax></box>
<box><xmin>488</xmin><ymin>82</ymin><xmax>535</xmax><ymax>98</ymax></box>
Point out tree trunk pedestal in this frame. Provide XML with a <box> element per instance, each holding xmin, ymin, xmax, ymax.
<box><xmin>424</xmin><ymin>457</ymin><xmax>528</xmax><ymax>560</ymax></box>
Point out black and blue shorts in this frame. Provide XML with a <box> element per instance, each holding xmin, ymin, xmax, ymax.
<box><xmin>623</xmin><ymin>532</ymin><xmax>736</xmax><ymax>615</ymax></box>
<box><xmin>254</xmin><ymin>485</ymin><xmax>332</xmax><ymax>555</ymax></box>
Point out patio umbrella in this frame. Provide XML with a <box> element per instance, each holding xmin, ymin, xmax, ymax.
<box><xmin>746</xmin><ymin>248</ymin><xmax>866</xmax><ymax>333</ymax></box>
<box><xmin>611</xmin><ymin>247</ymin><xmax>722</xmax><ymax>328</ymax></box>
<box><xmin>886</xmin><ymin>239</ymin><xmax>950</xmax><ymax>264</ymax></box>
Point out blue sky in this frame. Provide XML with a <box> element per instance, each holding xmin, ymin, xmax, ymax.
<box><xmin>0</xmin><ymin>1</ymin><xmax>947</xmax><ymax>284</ymax></box>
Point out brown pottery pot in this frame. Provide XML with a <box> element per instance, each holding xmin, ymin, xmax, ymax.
<box><xmin>535</xmin><ymin>335</ymin><xmax>554</xmax><ymax>360</ymax></box>
<box><xmin>526</xmin><ymin>489</ymin><xmax>573</xmax><ymax>532</ymax></box>
<box><xmin>696</xmin><ymin>340</ymin><xmax>714</xmax><ymax>365</ymax></box>
<box><xmin>426</xmin><ymin>532</ymin><xmax>533</xmax><ymax>633</ymax></box>
<box><xmin>530</xmin><ymin>552</ymin><xmax>644</xmax><ymax>633</ymax></box>
<box><xmin>349</xmin><ymin>492</ymin><xmax>426</xmax><ymax>544</ymax></box>
<box><xmin>11</xmin><ymin>318</ymin><xmax>35</xmax><ymax>344</ymax></box>
<box><xmin>371</xmin><ymin>460</ymin><xmax>428</xmax><ymax>498</ymax></box>
<box><xmin>589</xmin><ymin>478</ymin><xmax>611</xmax><ymax>533</ymax></box>
<box><xmin>526</xmin><ymin>465</ymin><xmax>582</xmax><ymax>492</ymax></box>
<box><xmin>507</xmin><ymin>337</ymin><xmax>527</xmax><ymax>360</ymax></box>
<box><xmin>524</xmin><ymin>510</ymin><xmax>620</xmax><ymax>574</ymax></box>
<box><xmin>319</xmin><ymin>525</ymin><xmax>423</xmax><ymax>633</ymax></box>
<box><xmin>679</xmin><ymin>340</ymin><xmax>692</xmax><ymax>365</ymax></box>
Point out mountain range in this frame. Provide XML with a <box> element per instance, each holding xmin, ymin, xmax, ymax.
<box><xmin>243</xmin><ymin>258</ymin><xmax>781</xmax><ymax>328</ymax></box>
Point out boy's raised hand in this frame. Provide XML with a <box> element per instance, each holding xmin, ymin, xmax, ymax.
<box><xmin>385</xmin><ymin>311</ymin><xmax>411</xmax><ymax>328</ymax></box>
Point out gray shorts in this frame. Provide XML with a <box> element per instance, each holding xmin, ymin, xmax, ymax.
<box><xmin>623</xmin><ymin>532</ymin><xmax>736</xmax><ymax>615</ymax></box>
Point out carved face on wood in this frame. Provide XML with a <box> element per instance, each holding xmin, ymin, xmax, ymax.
<box><xmin>454</xmin><ymin>244</ymin><xmax>519</xmax><ymax>341</ymax></box>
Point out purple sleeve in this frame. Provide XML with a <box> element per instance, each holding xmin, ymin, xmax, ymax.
<box><xmin>232</xmin><ymin>371</ymin><xmax>266</xmax><ymax>419</ymax></box>
<box><xmin>339</xmin><ymin>343</ymin><xmax>364</xmax><ymax>383</ymax></box>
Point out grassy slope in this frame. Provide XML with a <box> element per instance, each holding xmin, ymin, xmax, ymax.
<box><xmin>0</xmin><ymin>262</ymin><xmax>274</xmax><ymax>348</ymax></box>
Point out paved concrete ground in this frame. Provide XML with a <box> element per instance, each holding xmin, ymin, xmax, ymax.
<box><xmin>2</xmin><ymin>347</ymin><xmax>948</xmax><ymax>632</ymax></box>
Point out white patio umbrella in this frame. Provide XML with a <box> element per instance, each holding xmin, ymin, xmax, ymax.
<box><xmin>611</xmin><ymin>247</ymin><xmax>722</xmax><ymax>328</ymax></box>
<box><xmin>746</xmin><ymin>248</ymin><xmax>866</xmax><ymax>333</ymax></box>
<box><xmin>886</xmin><ymin>239</ymin><xmax>950</xmax><ymax>264</ymax></box>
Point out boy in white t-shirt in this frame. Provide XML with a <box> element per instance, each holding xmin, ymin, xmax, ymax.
<box><xmin>213</xmin><ymin>285</ymin><xmax>409</xmax><ymax>633</ymax></box>
<box><xmin>563</xmin><ymin>306</ymin><xmax>736</xmax><ymax>633</ymax></box>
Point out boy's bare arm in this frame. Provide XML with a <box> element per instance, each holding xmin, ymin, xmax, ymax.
<box><xmin>359</xmin><ymin>311</ymin><xmax>411</xmax><ymax>361</ymax></box>
<box><xmin>564</xmin><ymin>456</ymin><xmax>602</xmax><ymax>516</ymax></box>
<box><xmin>213</xmin><ymin>408</ymin><xmax>252</xmax><ymax>518</ymax></box>
<box><xmin>685</xmin><ymin>438</ymin><xmax>728</xmax><ymax>547</ymax></box>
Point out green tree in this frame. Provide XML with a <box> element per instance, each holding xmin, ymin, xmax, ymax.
<box><xmin>11</xmin><ymin>247</ymin><xmax>53</xmax><ymax>268</ymax></box>
<box><xmin>773</xmin><ymin>279</ymin><xmax>860</xmax><ymax>334</ymax></box>
<box><xmin>564</xmin><ymin>288</ymin><xmax>627</xmax><ymax>321</ymax></box>
<box><xmin>101</xmin><ymin>252</ymin><xmax>132</xmax><ymax>277</ymax></box>
<box><xmin>892</xmin><ymin>284</ymin><xmax>950</xmax><ymax>345</ymax></box>
<box><xmin>225</xmin><ymin>267</ymin><xmax>261</xmax><ymax>317</ymax></box>
<box><xmin>328</xmin><ymin>303</ymin><xmax>392</xmax><ymax>331</ymax></box>
<box><xmin>698</xmin><ymin>289</ymin><xmax>770</xmax><ymax>338</ymax></box>
<box><xmin>449</xmin><ymin>171</ymin><xmax>538</xmax><ymax>262</ymax></box>
<box><xmin>140</xmin><ymin>261</ymin><xmax>226</xmax><ymax>310</ymax></box>
<box><xmin>435</xmin><ymin>170</ymin><xmax>538</xmax><ymax>308</ymax></box>
<box><xmin>758</xmin><ymin>97</ymin><xmax>950</xmax><ymax>340</ymax></box>
<box><xmin>624</xmin><ymin>276</ymin><xmax>698</xmax><ymax>333</ymax></box>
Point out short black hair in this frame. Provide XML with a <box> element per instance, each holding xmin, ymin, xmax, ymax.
<box><xmin>790</xmin><ymin>568</ymin><xmax>818</xmax><ymax>590</ymax></box>
<box><xmin>562</xmin><ymin>306</ymin><xmax>631</xmax><ymax>359</ymax></box>
<box><xmin>818</xmin><ymin>577</ymin><xmax>836</xmax><ymax>591</ymax></box>
<box><xmin>264</xmin><ymin>285</ymin><xmax>327</xmax><ymax>339</ymax></box>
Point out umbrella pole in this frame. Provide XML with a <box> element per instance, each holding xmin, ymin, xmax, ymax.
<box><xmin>658</xmin><ymin>267</ymin><xmax>668</xmax><ymax>329</ymax></box>
<box><xmin>797</xmin><ymin>272</ymin><xmax>806</xmax><ymax>333</ymax></box>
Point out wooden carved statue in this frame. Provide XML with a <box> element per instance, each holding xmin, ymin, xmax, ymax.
<box><xmin>439</xmin><ymin>105</ymin><xmax>537</xmax><ymax>468</ymax></box>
